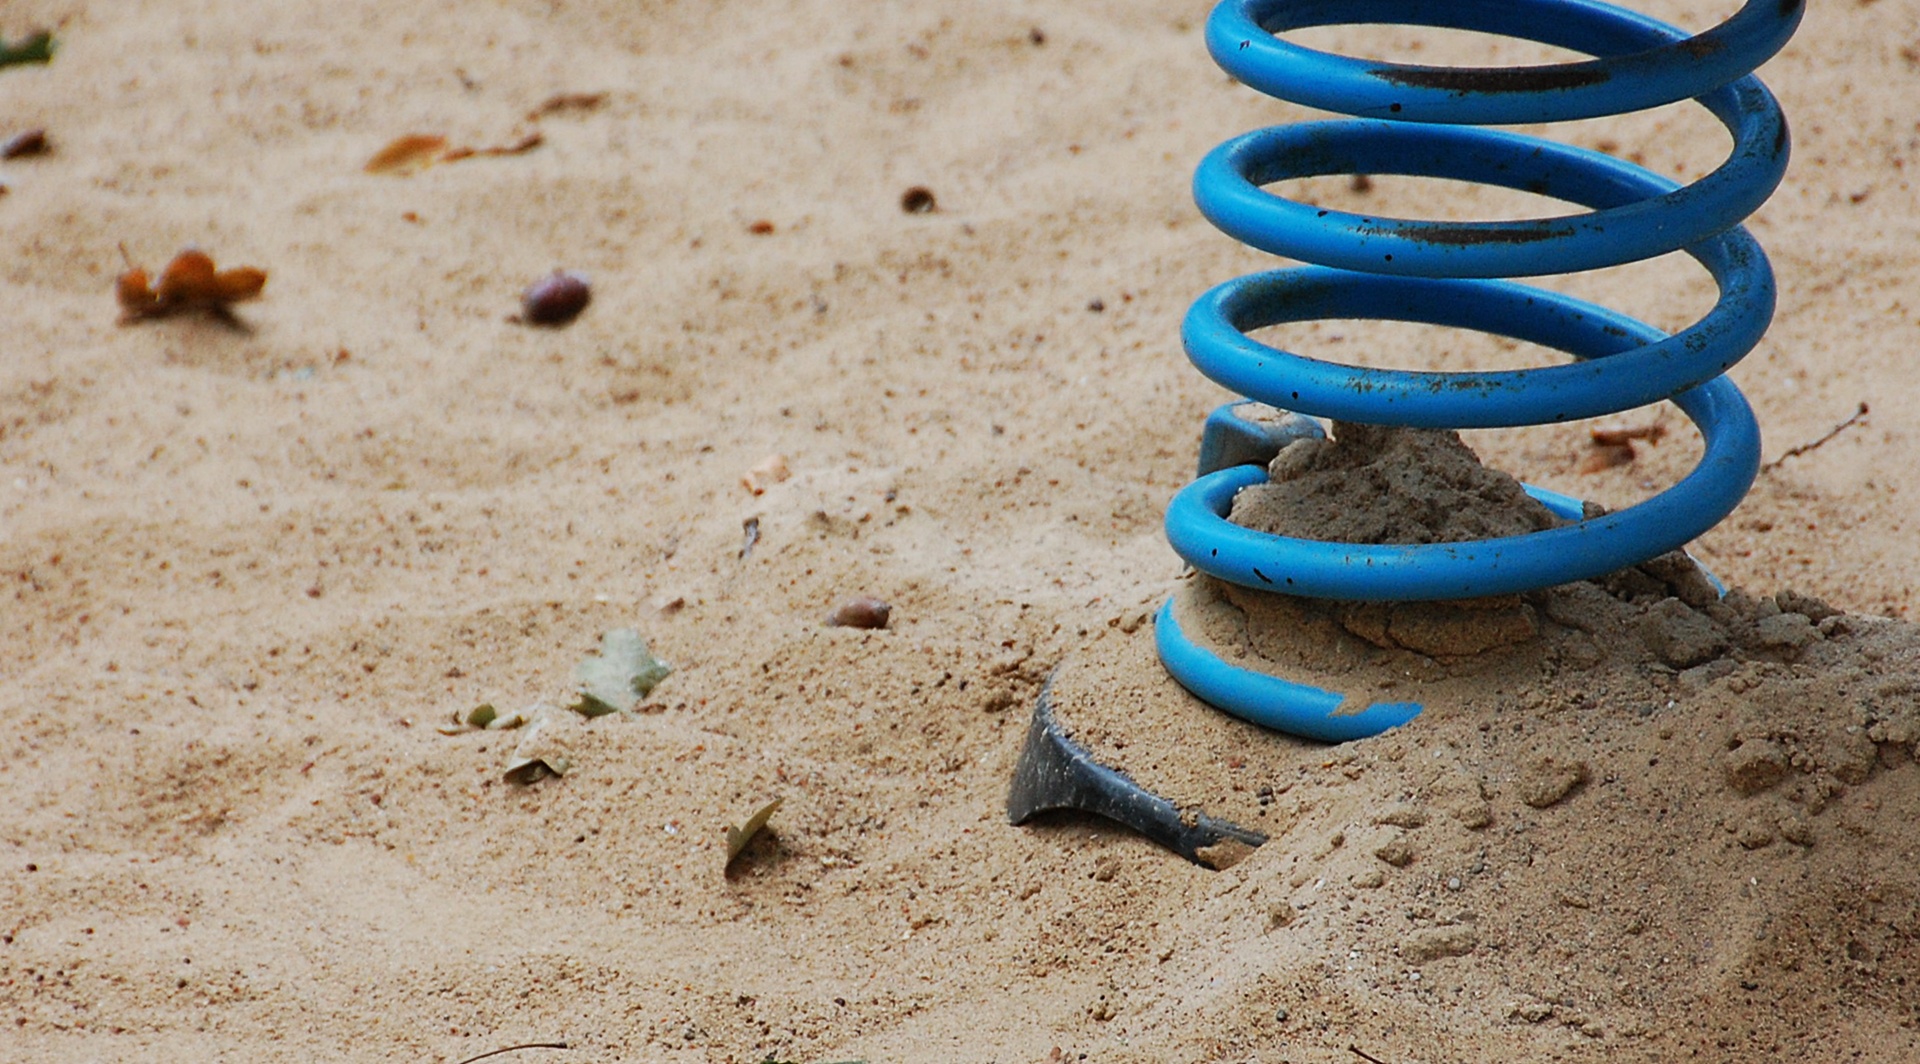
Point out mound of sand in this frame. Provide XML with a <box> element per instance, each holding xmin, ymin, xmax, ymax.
<box><xmin>1055</xmin><ymin>425</ymin><xmax>1920</xmax><ymax>1060</ymax></box>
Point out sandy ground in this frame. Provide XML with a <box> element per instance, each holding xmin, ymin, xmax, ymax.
<box><xmin>3</xmin><ymin>1</ymin><xmax>1919</xmax><ymax>1061</ymax></box>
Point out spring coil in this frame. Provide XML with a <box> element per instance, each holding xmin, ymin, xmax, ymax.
<box><xmin>1156</xmin><ymin>0</ymin><xmax>1804</xmax><ymax>741</ymax></box>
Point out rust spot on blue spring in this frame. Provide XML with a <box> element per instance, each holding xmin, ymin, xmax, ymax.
<box><xmin>1369</xmin><ymin>223</ymin><xmax>1576</xmax><ymax>247</ymax></box>
<box><xmin>1370</xmin><ymin>65</ymin><xmax>1609</xmax><ymax>95</ymax></box>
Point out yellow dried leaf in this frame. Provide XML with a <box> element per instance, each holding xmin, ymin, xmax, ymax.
<box><xmin>725</xmin><ymin>797</ymin><xmax>783</xmax><ymax>867</ymax></box>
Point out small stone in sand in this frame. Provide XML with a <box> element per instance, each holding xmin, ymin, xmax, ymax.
<box><xmin>828</xmin><ymin>596</ymin><xmax>892</xmax><ymax>630</ymax></box>
<box><xmin>900</xmin><ymin>185</ymin><xmax>937</xmax><ymax>213</ymax></box>
<box><xmin>520</xmin><ymin>269</ymin><xmax>591</xmax><ymax>326</ymax></box>
<box><xmin>2</xmin><ymin>128</ymin><xmax>48</xmax><ymax>159</ymax></box>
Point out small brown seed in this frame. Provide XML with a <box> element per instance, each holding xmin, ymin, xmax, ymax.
<box><xmin>828</xmin><ymin>596</ymin><xmax>891</xmax><ymax>630</ymax></box>
<box><xmin>900</xmin><ymin>186</ymin><xmax>936</xmax><ymax>214</ymax></box>
<box><xmin>2</xmin><ymin>128</ymin><xmax>48</xmax><ymax>159</ymax></box>
<box><xmin>521</xmin><ymin>269</ymin><xmax>591</xmax><ymax>326</ymax></box>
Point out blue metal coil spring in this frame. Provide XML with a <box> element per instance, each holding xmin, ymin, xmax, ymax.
<box><xmin>1156</xmin><ymin>0</ymin><xmax>1804</xmax><ymax>742</ymax></box>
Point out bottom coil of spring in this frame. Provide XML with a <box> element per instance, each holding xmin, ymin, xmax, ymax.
<box><xmin>1155</xmin><ymin>597</ymin><xmax>1426</xmax><ymax>744</ymax></box>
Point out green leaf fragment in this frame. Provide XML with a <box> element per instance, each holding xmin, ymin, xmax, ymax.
<box><xmin>725</xmin><ymin>797</ymin><xmax>783</xmax><ymax>866</ymax></box>
<box><xmin>572</xmin><ymin>627</ymin><xmax>670</xmax><ymax>717</ymax></box>
<box><xmin>466</xmin><ymin>703</ymin><xmax>499</xmax><ymax>728</ymax></box>
<box><xmin>0</xmin><ymin>31</ymin><xmax>55</xmax><ymax>68</ymax></box>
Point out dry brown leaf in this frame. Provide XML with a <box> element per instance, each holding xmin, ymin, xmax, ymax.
<box><xmin>212</xmin><ymin>266</ymin><xmax>268</xmax><ymax>303</ymax></box>
<box><xmin>116</xmin><ymin>246</ymin><xmax>268</xmax><ymax>323</ymax></box>
<box><xmin>528</xmin><ymin>92</ymin><xmax>608</xmax><ymax>120</ymax></box>
<box><xmin>364</xmin><ymin>133</ymin><xmax>449</xmax><ymax>174</ymax></box>
<box><xmin>724</xmin><ymin>797</ymin><xmax>783</xmax><ymax>869</ymax></box>
<box><xmin>150</xmin><ymin>248</ymin><xmax>218</xmax><ymax>304</ymax></box>
<box><xmin>477</xmin><ymin>131</ymin><xmax>543</xmax><ymax>156</ymax></box>
<box><xmin>114</xmin><ymin>265</ymin><xmax>152</xmax><ymax>313</ymax></box>
<box><xmin>367</xmin><ymin>131</ymin><xmax>541</xmax><ymax>173</ymax></box>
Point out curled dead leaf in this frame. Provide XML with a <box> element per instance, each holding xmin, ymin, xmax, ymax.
<box><xmin>725</xmin><ymin>797</ymin><xmax>784</xmax><ymax>869</ymax></box>
<box><xmin>503</xmin><ymin>705</ymin><xmax>574</xmax><ymax>785</ymax></box>
<box><xmin>367</xmin><ymin>132</ymin><xmax>542</xmax><ymax>174</ymax></box>
<box><xmin>151</xmin><ymin>249</ymin><xmax>217</xmax><ymax>303</ymax></box>
<box><xmin>115</xmin><ymin>266</ymin><xmax>152</xmax><ymax>312</ymax></box>
<box><xmin>116</xmin><ymin>246</ymin><xmax>267</xmax><ymax>324</ymax></box>
<box><xmin>572</xmin><ymin>628</ymin><xmax>671</xmax><ymax>716</ymax></box>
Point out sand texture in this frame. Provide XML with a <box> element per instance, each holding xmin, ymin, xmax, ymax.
<box><xmin>4</xmin><ymin>1</ymin><xmax>1919</xmax><ymax>1061</ymax></box>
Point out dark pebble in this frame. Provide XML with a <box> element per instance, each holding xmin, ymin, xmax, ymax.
<box><xmin>900</xmin><ymin>186</ymin><xmax>936</xmax><ymax>214</ymax></box>
<box><xmin>828</xmin><ymin>596</ymin><xmax>891</xmax><ymax>629</ymax></box>
<box><xmin>2</xmin><ymin>128</ymin><xmax>47</xmax><ymax>159</ymax></box>
<box><xmin>521</xmin><ymin>270</ymin><xmax>591</xmax><ymax>327</ymax></box>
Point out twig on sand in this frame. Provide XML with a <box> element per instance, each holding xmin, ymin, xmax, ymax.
<box><xmin>451</xmin><ymin>1042</ymin><xmax>570</xmax><ymax>1064</ymax></box>
<box><xmin>1348</xmin><ymin>1046</ymin><xmax>1393</xmax><ymax>1064</ymax></box>
<box><xmin>1762</xmin><ymin>401</ymin><xmax>1868</xmax><ymax>473</ymax></box>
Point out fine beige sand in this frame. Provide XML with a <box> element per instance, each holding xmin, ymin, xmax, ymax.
<box><xmin>4</xmin><ymin>1</ymin><xmax>1918</xmax><ymax>1061</ymax></box>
